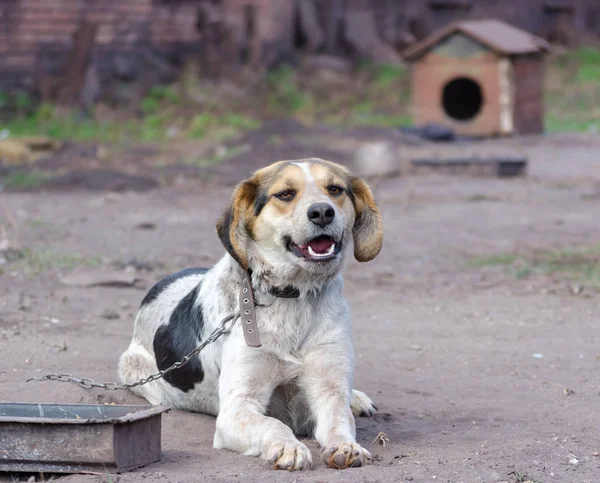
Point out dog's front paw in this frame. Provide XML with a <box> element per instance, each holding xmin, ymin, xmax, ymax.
<box><xmin>321</xmin><ymin>443</ymin><xmax>372</xmax><ymax>469</ymax></box>
<box><xmin>265</xmin><ymin>440</ymin><xmax>313</xmax><ymax>471</ymax></box>
<box><xmin>351</xmin><ymin>389</ymin><xmax>378</xmax><ymax>417</ymax></box>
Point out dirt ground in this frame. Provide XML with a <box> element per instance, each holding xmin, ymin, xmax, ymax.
<box><xmin>1</xmin><ymin>131</ymin><xmax>600</xmax><ymax>483</ymax></box>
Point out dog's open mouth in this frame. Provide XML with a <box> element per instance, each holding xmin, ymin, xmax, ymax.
<box><xmin>287</xmin><ymin>235</ymin><xmax>341</xmax><ymax>261</ymax></box>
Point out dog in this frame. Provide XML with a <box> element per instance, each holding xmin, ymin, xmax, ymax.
<box><xmin>118</xmin><ymin>158</ymin><xmax>383</xmax><ymax>471</ymax></box>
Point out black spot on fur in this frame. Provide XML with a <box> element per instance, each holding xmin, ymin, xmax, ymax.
<box><xmin>346</xmin><ymin>184</ymin><xmax>356</xmax><ymax>204</ymax></box>
<box><xmin>153</xmin><ymin>283</ymin><xmax>205</xmax><ymax>392</ymax></box>
<box><xmin>254</xmin><ymin>191</ymin><xmax>269</xmax><ymax>216</ymax></box>
<box><xmin>216</xmin><ymin>207</ymin><xmax>242</xmax><ymax>266</ymax></box>
<box><xmin>140</xmin><ymin>268</ymin><xmax>208</xmax><ymax>307</ymax></box>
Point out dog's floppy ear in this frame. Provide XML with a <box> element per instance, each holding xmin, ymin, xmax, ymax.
<box><xmin>216</xmin><ymin>178</ymin><xmax>258</xmax><ymax>270</ymax></box>
<box><xmin>349</xmin><ymin>176</ymin><xmax>383</xmax><ymax>262</ymax></box>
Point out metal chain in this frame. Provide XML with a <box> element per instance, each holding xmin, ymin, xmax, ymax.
<box><xmin>26</xmin><ymin>312</ymin><xmax>240</xmax><ymax>391</ymax></box>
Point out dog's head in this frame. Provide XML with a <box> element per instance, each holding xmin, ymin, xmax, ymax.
<box><xmin>216</xmin><ymin>158</ymin><xmax>383</xmax><ymax>282</ymax></box>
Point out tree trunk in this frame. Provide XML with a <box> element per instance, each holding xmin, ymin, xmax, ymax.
<box><xmin>344</xmin><ymin>7</ymin><xmax>402</xmax><ymax>64</ymax></box>
<box><xmin>38</xmin><ymin>21</ymin><xmax>98</xmax><ymax>104</ymax></box>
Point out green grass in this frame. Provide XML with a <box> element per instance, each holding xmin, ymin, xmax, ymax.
<box><xmin>4</xmin><ymin>104</ymin><xmax>150</xmax><ymax>143</ymax></box>
<box><xmin>7</xmin><ymin>248</ymin><xmax>101</xmax><ymax>275</ymax></box>
<box><xmin>350</xmin><ymin>111</ymin><xmax>412</xmax><ymax>128</ymax></box>
<box><xmin>1</xmin><ymin>88</ymin><xmax>261</xmax><ymax>144</ymax></box>
<box><xmin>1</xmin><ymin>63</ymin><xmax>413</xmax><ymax>143</ymax></box>
<box><xmin>340</xmin><ymin>62</ymin><xmax>411</xmax><ymax>127</ymax></box>
<box><xmin>468</xmin><ymin>253</ymin><xmax>517</xmax><ymax>267</ymax></box>
<box><xmin>222</xmin><ymin>113</ymin><xmax>261</xmax><ymax>131</ymax></box>
<box><xmin>28</xmin><ymin>218</ymin><xmax>49</xmax><ymax>229</ymax></box>
<box><xmin>0</xmin><ymin>90</ymin><xmax>35</xmax><ymax>117</ymax></box>
<box><xmin>188</xmin><ymin>113</ymin><xmax>219</xmax><ymax>139</ymax></box>
<box><xmin>375</xmin><ymin>64</ymin><xmax>408</xmax><ymax>88</ymax></box>
<box><xmin>575</xmin><ymin>47</ymin><xmax>600</xmax><ymax>83</ymax></box>
<box><xmin>262</xmin><ymin>63</ymin><xmax>408</xmax><ymax>125</ymax></box>
<box><xmin>141</xmin><ymin>86</ymin><xmax>181</xmax><ymax>114</ymax></box>
<box><xmin>468</xmin><ymin>246</ymin><xmax>600</xmax><ymax>287</ymax></box>
<box><xmin>545</xmin><ymin>46</ymin><xmax>600</xmax><ymax>133</ymax></box>
<box><xmin>187</xmin><ymin>113</ymin><xmax>261</xmax><ymax>141</ymax></box>
<box><xmin>1</xmin><ymin>170</ymin><xmax>51</xmax><ymax>189</ymax></box>
<box><xmin>545</xmin><ymin>115</ymin><xmax>599</xmax><ymax>133</ymax></box>
<box><xmin>2</xmin><ymin>106</ymin><xmax>261</xmax><ymax>144</ymax></box>
<box><xmin>266</xmin><ymin>66</ymin><xmax>312</xmax><ymax>115</ymax></box>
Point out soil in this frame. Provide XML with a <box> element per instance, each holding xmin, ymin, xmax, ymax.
<box><xmin>1</xmin><ymin>131</ymin><xmax>600</xmax><ymax>483</ymax></box>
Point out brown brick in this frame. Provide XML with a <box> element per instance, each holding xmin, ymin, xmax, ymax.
<box><xmin>20</xmin><ymin>23</ymin><xmax>78</xmax><ymax>34</ymax></box>
<box><xmin>96</xmin><ymin>24</ymin><xmax>116</xmax><ymax>44</ymax></box>
<box><xmin>86</xmin><ymin>12</ymin><xmax>118</xmax><ymax>24</ymax></box>
<box><xmin>2</xmin><ymin>54</ymin><xmax>36</xmax><ymax>67</ymax></box>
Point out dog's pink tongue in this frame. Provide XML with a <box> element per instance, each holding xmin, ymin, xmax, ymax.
<box><xmin>307</xmin><ymin>238</ymin><xmax>334</xmax><ymax>254</ymax></box>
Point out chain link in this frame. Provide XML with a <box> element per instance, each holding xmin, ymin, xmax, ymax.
<box><xmin>26</xmin><ymin>312</ymin><xmax>239</xmax><ymax>391</ymax></box>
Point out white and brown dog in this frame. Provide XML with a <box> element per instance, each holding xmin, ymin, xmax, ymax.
<box><xmin>118</xmin><ymin>158</ymin><xmax>383</xmax><ymax>471</ymax></box>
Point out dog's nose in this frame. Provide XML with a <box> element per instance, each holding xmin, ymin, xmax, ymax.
<box><xmin>307</xmin><ymin>202</ymin><xmax>335</xmax><ymax>227</ymax></box>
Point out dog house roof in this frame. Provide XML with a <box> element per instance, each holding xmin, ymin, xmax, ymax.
<box><xmin>403</xmin><ymin>19</ymin><xmax>551</xmax><ymax>61</ymax></box>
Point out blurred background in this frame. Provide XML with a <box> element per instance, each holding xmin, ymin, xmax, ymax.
<box><xmin>0</xmin><ymin>0</ymin><xmax>599</xmax><ymax>178</ymax></box>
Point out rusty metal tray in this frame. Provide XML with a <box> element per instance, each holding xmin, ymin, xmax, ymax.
<box><xmin>0</xmin><ymin>403</ymin><xmax>168</xmax><ymax>474</ymax></box>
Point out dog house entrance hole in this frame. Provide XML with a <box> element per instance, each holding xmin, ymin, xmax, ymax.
<box><xmin>442</xmin><ymin>77</ymin><xmax>483</xmax><ymax>121</ymax></box>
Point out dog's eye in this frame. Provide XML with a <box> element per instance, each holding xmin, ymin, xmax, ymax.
<box><xmin>327</xmin><ymin>185</ymin><xmax>344</xmax><ymax>197</ymax></box>
<box><xmin>275</xmin><ymin>190</ymin><xmax>296</xmax><ymax>202</ymax></box>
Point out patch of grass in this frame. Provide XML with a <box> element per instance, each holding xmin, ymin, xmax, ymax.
<box><xmin>532</xmin><ymin>247</ymin><xmax>600</xmax><ymax>283</ymax></box>
<box><xmin>545</xmin><ymin>47</ymin><xmax>600</xmax><ymax>133</ymax></box>
<box><xmin>188</xmin><ymin>113</ymin><xmax>218</xmax><ymax>139</ymax></box>
<box><xmin>140</xmin><ymin>113</ymin><xmax>169</xmax><ymax>142</ymax></box>
<box><xmin>545</xmin><ymin>114</ymin><xmax>599</xmax><ymax>133</ymax></box>
<box><xmin>350</xmin><ymin>111</ymin><xmax>412</xmax><ymax>128</ymax></box>
<box><xmin>266</xmin><ymin>66</ymin><xmax>311</xmax><ymax>115</ymax></box>
<box><xmin>510</xmin><ymin>265</ymin><xmax>533</xmax><ymax>280</ymax></box>
<box><xmin>366</xmin><ymin>62</ymin><xmax>411</xmax><ymax>102</ymax></box>
<box><xmin>375</xmin><ymin>64</ymin><xmax>408</xmax><ymax>88</ymax></box>
<box><xmin>468</xmin><ymin>253</ymin><xmax>517</xmax><ymax>267</ymax></box>
<box><xmin>9</xmin><ymin>248</ymin><xmax>101</xmax><ymax>275</ymax></box>
<box><xmin>188</xmin><ymin>112</ymin><xmax>260</xmax><ymax>141</ymax></box>
<box><xmin>575</xmin><ymin>46</ymin><xmax>600</xmax><ymax>83</ymax></box>
<box><xmin>28</xmin><ymin>218</ymin><xmax>47</xmax><ymax>229</ymax></box>
<box><xmin>320</xmin><ymin>61</ymin><xmax>411</xmax><ymax>128</ymax></box>
<box><xmin>5</xmin><ymin>104</ymin><xmax>137</xmax><ymax>143</ymax></box>
<box><xmin>222</xmin><ymin>113</ymin><xmax>261</xmax><ymax>131</ymax></box>
<box><xmin>0</xmin><ymin>90</ymin><xmax>36</xmax><ymax>118</ymax></box>
<box><xmin>348</xmin><ymin>99</ymin><xmax>411</xmax><ymax>127</ymax></box>
<box><xmin>1</xmin><ymin>170</ymin><xmax>51</xmax><ymax>189</ymax></box>
<box><xmin>468</xmin><ymin>246</ymin><xmax>600</xmax><ymax>287</ymax></box>
<box><xmin>4</xmin><ymin>62</ymin><xmax>414</xmax><ymax>142</ymax></box>
<box><xmin>2</xmin><ymin>94</ymin><xmax>259</xmax><ymax>145</ymax></box>
<box><xmin>141</xmin><ymin>85</ymin><xmax>181</xmax><ymax>114</ymax></box>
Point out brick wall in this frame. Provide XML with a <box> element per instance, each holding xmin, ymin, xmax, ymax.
<box><xmin>1</xmin><ymin>0</ymin><xmax>599</xmax><ymax>95</ymax></box>
<box><xmin>0</xmin><ymin>0</ymin><xmax>203</xmax><ymax>92</ymax></box>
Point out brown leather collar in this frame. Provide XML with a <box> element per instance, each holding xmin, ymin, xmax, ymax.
<box><xmin>239</xmin><ymin>270</ymin><xmax>300</xmax><ymax>347</ymax></box>
<box><xmin>240</xmin><ymin>272</ymin><xmax>261</xmax><ymax>347</ymax></box>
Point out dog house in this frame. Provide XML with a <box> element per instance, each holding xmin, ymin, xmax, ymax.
<box><xmin>403</xmin><ymin>19</ymin><xmax>551</xmax><ymax>136</ymax></box>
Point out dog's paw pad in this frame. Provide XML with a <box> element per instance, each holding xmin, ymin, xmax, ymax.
<box><xmin>351</xmin><ymin>389</ymin><xmax>377</xmax><ymax>417</ymax></box>
<box><xmin>265</xmin><ymin>441</ymin><xmax>313</xmax><ymax>471</ymax></box>
<box><xmin>321</xmin><ymin>443</ymin><xmax>372</xmax><ymax>469</ymax></box>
